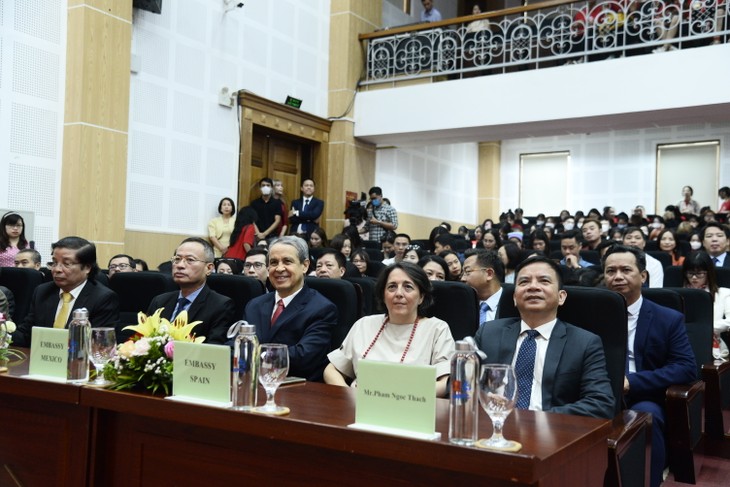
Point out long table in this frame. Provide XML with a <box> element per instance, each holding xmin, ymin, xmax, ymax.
<box><xmin>0</xmin><ymin>352</ymin><xmax>610</xmax><ymax>486</ymax></box>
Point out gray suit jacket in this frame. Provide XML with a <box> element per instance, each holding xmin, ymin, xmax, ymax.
<box><xmin>475</xmin><ymin>317</ymin><xmax>614</xmax><ymax>419</ymax></box>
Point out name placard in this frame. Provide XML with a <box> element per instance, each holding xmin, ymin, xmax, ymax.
<box><xmin>349</xmin><ymin>359</ymin><xmax>440</xmax><ymax>440</ymax></box>
<box><xmin>170</xmin><ymin>341</ymin><xmax>231</xmax><ymax>406</ymax></box>
<box><xmin>28</xmin><ymin>327</ymin><xmax>68</xmax><ymax>380</ymax></box>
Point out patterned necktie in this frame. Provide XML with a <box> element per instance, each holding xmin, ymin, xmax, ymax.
<box><xmin>171</xmin><ymin>297</ymin><xmax>190</xmax><ymax>320</ymax></box>
<box><xmin>515</xmin><ymin>329</ymin><xmax>540</xmax><ymax>410</ymax></box>
<box><xmin>53</xmin><ymin>292</ymin><xmax>73</xmax><ymax>329</ymax></box>
<box><xmin>479</xmin><ymin>302</ymin><xmax>489</xmax><ymax>324</ymax></box>
<box><xmin>271</xmin><ymin>299</ymin><xmax>285</xmax><ymax>326</ymax></box>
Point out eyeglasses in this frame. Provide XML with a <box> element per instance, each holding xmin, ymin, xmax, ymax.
<box><xmin>50</xmin><ymin>261</ymin><xmax>80</xmax><ymax>269</ymax></box>
<box><xmin>686</xmin><ymin>271</ymin><xmax>707</xmax><ymax>279</ymax></box>
<box><xmin>243</xmin><ymin>262</ymin><xmax>266</xmax><ymax>270</ymax></box>
<box><xmin>170</xmin><ymin>256</ymin><xmax>208</xmax><ymax>266</ymax></box>
<box><xmin>462</xmin><ymin>268</ymin><xmax>487</xmax><ymax>277</ymax></box>
<box><xmin>109</xmin><ymin>263</ymin><xmax>131</xmax><ymax>271</ymax></box>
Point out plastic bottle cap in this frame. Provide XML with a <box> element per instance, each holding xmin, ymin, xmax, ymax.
<box><xmin>72</xmin><ymin>308</ymin><xmax>89</xmax><ymax>319</ymax></box>
<box><xmin>239</xmin><ymin>324</ymin><xmax>256</xmax><ymax>334</ymax></box>
<box><xmin>454</xmin><ymin>340</ymin><xmax>471</xmax><ymax>352</ymax></box>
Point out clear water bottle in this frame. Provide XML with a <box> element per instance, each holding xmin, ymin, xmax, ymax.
<box><xmin>232</xmin><ymin>322</ymin><xmax>259</xmax><ymax>410</ymax></box>
<box><xmin>449</xmin><ymin>340</ymin><xmax>480</xmax><ymax>445</ymax></box>
<box><xmin>67</xmin><ymin>308</ymin><xmax>91</xmax><ymax>383</ymax></box>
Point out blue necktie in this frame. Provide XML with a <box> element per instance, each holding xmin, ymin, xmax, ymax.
<box><xmin>714</xmin><ymin>257</ymin><xmax>720</xmax><ymax>266</ymax></box>
<box><xmin>479</xmin><ymin>302</ymin><xmax>489</xmax><ymax>324</ymax></box>
<box><xmin>172</xmin><ymin>297</ymin><xmax>190</xmax><ymax>320</ymax></box>
<box><xmin>515</xmin><ymin>330</ymin><xmax>540</xmax><ymax>410</ymax></box>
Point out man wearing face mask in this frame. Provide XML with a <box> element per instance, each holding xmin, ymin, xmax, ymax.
<box><xmin>365</xmin><ymin>186</ymin><xmax>398</xmax><ymax>243</ymax></box>
<box><xmin>250</xmin><ymin>178</ymin><xmax>283</xmax><ymax>244</ymax></box>
<box><xmin>562</xmin><ymin>217</ymin><xmax>576</xmax><ymax>232</ymax></box>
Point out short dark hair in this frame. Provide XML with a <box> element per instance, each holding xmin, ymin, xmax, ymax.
<box><xmin>394</xmin><ymin>233</ymin><xmax>411</xmax><ymax>242</ymax></box>
<box><xmin>560</xmin><ymin>229</ymin><xmax>583</xmax><ymax>243</ymax></box>
<box><xmin>108</xmin><ymin>254</ymin><xmax>135</xmax><ymax>267</ymax></box>
<box><xmin>245</xmin><ymin>248</ymin><xmax>268</xmax><ymax>264</ymax></box>
<box><xmin>514</xmin><ymin>255</ymin><xmax>564</xmax><ymax>289</ymax></box>
<box><xmin>52</xmin><ymin>236</ymin><xmax>99</xmax><ymax>281</ymax></box>
<box><xmin>302</xmin><ymin>178</ymin><xmax>315</xmax><ymax>186</ymax></box>
<box><xmin>434</xmin><ymin>234</ymin><xmax>453</xmax><ymax>248</ymax></box>
<box><xmin>602</xmin><ymin>244</ymin><xmax>646</xmax><ymax>273</ymax></box>
<box><xmin>317</xmin><ymin>248</ymin><xmax>346</xmax><ymax>269</ymax></box>
<box><xmin>133</xmin><ymin>258</ymin><xmax>149</xmax><ymax>271</ymax></box>
<box><xmin>381</xmin><ymin>231</ymin><xmax>396</xmax><ymax>244</ymax></box>
<box><xmin>622</xmin><ymin>226</ymin><xmax>646</xmax><ymax>241</ymax></box>
<box><xmin>178</xmin><ymin>237</ymin><xmax>215</xmax><ymax>263</ymax></box>
<box><xmin>368</xmin><ymin>186</ymin><xmax>383</xmax><ymax>196</ymax></box>
<box><xmin>218</xmin><ymin>197</ymin><xmax>235</xmax><ymax>215</ymax></box>
<box><xmin>259</xmin><ymin>177</ymin><xmax>273</xmax><ymax>187</ymax></box>
<box><xmin>375</xmin><ymin>262</ymin><xmax>434</xmax><ymax>316</ymax></box>
<box><xmin>700</xmin><ymin>222</ymin><xmax>730</xmax><ymax>240</ymax></box>
<box><xmin>16</xmin><ymin>248</ymin><xmax>41</xmax><ymax>264</ymax></box>
<box><xmin>463</xmin><ymin>248</ymin><xmax>505</xmax><ymax>282</ymax></box>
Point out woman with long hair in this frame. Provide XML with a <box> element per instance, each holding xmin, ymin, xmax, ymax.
<box><xmin>224</xmin><ymin>206</ymin><xmax>258</xmax><ymax>261</ymax></box>
<box><xmin>657</xmin><ymin>228</ymin><xmax>684</xmax><ymax>266</ymax></box>
<box><xmin>0</xmin><ymin>212</ymin><xmax>28</xmax><ymax>267</ymax></box>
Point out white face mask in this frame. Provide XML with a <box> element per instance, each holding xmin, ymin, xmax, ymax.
<box><xmin>601</xmin><ymin>224</ymin><xmax>610</xmax><ymax>233</ymax></box>
<box><xmin>563</xmin><ymin>223</ymin><xmax>574</xmax><ymax>231</ymax></box>
<box><xmin>545</xmin><ymin>222</ymin><xmax>555</xmax><ymax>229</ymax></box>
<box><xmin>690</xmin><ymin>241</ymin><xmax>702</xmax><ymax>250</ymax></box>
<box><xmin>651</xmin><ymin>222</ymin><xmax>661</xmax><ymax>229</ymax></box>
<box><xmin>261</xmin><ymin>186</ymin><xmax>272</xmax><ymax>196</ymax></box>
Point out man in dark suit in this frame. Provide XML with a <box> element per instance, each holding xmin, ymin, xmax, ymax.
<box><xmin>147</xmin><ymin>237</ymin><xmax>234</xmax><ymax>345</ymax></box>
<box><xmin>461</xmin><ymin>248</ymin><xmax>503</xmax><ymax>324</ymax></box>
<box><xmin>474</xmin><ymin>255</ymin><xmax>614</xmax><ymax>419</ymax></box>
<box><xmin>242</xmin><ymin>235</ymin><xmax>337</xmax><ymax>381</ymax></box>
<box><xmin>12</xmin><ymin>236</ymin><xmax>119</xmax><ymax>347</ymax></box>
<box><xmin>603</xmin><ymin>245</ymin><xmax>696</xmax><ymax>487</ymax></box>
<box><xmin>701</xmin><ymin>222</ymin><xmax>730</xmax><ymax>267</ymax></box>
<box><xmin>289</xmin><ymin>179</ymin><xmax>324</xmax><ymax>237</ymax></box>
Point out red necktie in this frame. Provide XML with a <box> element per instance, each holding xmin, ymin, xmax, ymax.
<box><xmin>271</xmin><ymin>299</ymin><xmax>285</xmax><ymax>326</ymax></box>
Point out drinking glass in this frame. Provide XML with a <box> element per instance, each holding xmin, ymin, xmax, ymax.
<box><xmin>90</xmin><ymin>327</ymin><xmax>117</xmax><ymax>385</ymax></box>
<box><xmin>478</xmin><ymin>364</ymin><xmax>518</xmax><ymax>449</ymax></box>
<box><xmin>256</xmin><ymin>343</ymin><xmax>289</xmax><ymax>414</ymax></box>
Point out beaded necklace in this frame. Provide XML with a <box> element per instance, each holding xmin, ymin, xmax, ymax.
<box><xmin>361</xmin><ymin>316</ymin><xmax>420</xmax><ymax>363</ymax></box>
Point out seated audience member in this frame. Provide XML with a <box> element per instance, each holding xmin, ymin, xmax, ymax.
<box><xmin>133</xmin><ymin>258</ymin><xmax>149</xmax><ymax>272</ymax></box>
<box><xmin>380</xmin><ymin>231</ymin><xmax>396</xmax><ymax>261</ymax></box>
<box><xmin>462</xmin><ymin>249</ymin><xmax>504</xmax><ymax>323</ymax></box>
<box><xmin>383</xmin><ymin>233</ymin><xmax>411</xmax><ymax>265</ymax></box>
<box><xmin>603</xmin><ymin>245</ymin><xmax>696</xmax><ymax>487</ymax></box>
<box><xmin>474</xmin><ymin>256</ymin><xmax>614</xmax><ymax>419</ymax></box>
<box><xmin>0</xmin><ymin>286</ymin><xmax>13</xmax><ymax>320</ymax></box>
<box><xmin>215</xmin><ymin>258</ymin><xmax>243</xmax><ymax>275</ymax></box>
<box><xmin>596</xmin><ymin>239</ymin><xmax>617</xmax><ymax>259</ymax></box>
<box><xmin>498</xmin><ymin>242</ymin><xmax>521</xmax><ymax>284</ymax></box>
<box><xmin>13</xmin><ymin>248</ymin><xmax>42</xmax><ymax>270</ymax></box>
<box><xmin>12</xmin><ymin>236</ymin><xmax>120</xmax><ymax>347</ymax></box>
<box><xmin>315</xmin><ymin>249</ymin><xmax>346</xmax><ymax>279</ymax></box>
<box><xmin>682</xmin><ymin>251</ymin><xmax>730</xmax><ymax>359</ymax></box>
<box><xmin>329</xmin><ymin>233</ymin><xmax>352</xmax><ymax>261</ymax></box>
<box><xmin>507</xmin><ymin>231</ymin><xmax>523</xmax><ymax>249</ymax></box>
<box><xmin>350</xmin><ymin>248</ymin><xmax>370</xmax><ymax>278</ymax></box>
<box><xmin>439</xmin><ymin>250</ymin><xmax>462</xmax><ymax>281</ymax></box>
<box><xmin>309</xmin><ymin>227</ymin><xmax>328</xmax><ymax>250</ymax></box>
<box><xmin>657</xmin><ymin>228</ymin><xmax>684</xmax><ymax>266</ymax></box>
<box><xmin>530</xmin><ymin>230</ymin><xmax>549</xmax><ymax>254</ymax></box>
<box><xmin>560</xmin><ymin>230</ymin><xmax>594</xmax><ymax>270</ymax></box>
<box><xmin>324</xmin><ymin>262</ymin><xmax>454</xmax><ymax>396</ymax></box>
<box><xmin>581</xmin><ymin>218</ymin><xmax>603</xmax><ymax>250</ymax></box>
<box><xmin>147</xmin><ymin>237</ymin><xmax>234</xmax><ymax>344</ymax></box>
<box><xmin>108</xmin><ymin>254</ymin><xmax>136</xmax><ymax>278</ymax></box>
<box><xmin>564</xmin><ymin>266</ymin><xmax>603</xmax><ymax>287</ymax></box>
<box><xmin>701</xmin><ymin>222</ymin><xmax>730</xmax><ymax>267</ymax></box>
<box><xmin>471</xmin><ymin>226</ymin><xmax>483</xmax><ymax>247</ymax></box>
<box><xmin>433</xmin><ymin>234</ymin><xmax>453</xmax><ymax>254</ymax></box>
<box><xmin>243</xmin><ymin>236</ymin><xmax>337</xmax><ymax>381</ymax></box>
<box><xmin>457</xmin><ymin>225</ymin><xmax>469</xmax><ymax>239</ymax></box>
<box><xmin>402</xmin><ymin>244</ymin><xmax>427</xmax><ymax>264</ymax></box>
<box><xmin>225</xmin><ymin>206</ymin><xmax>258</xmax><ymax>261</ymax></box>
<box><xmin>342</xmin><ymin>225</ymin><xmax>362</xmax><ymax>252</ymax></box>
<box><xmin>417</xmin><ymin>254</ymin><xmax>449</xmax><ymax>281</ymax></box>
<box><xmin>622</xmin><ymin>226</ymin><xmax>663</xmax><ymax>287</ymax></box>
<box><xmin>243</xmin><ymin>248</ymin><xmax>270</xmax><ymax>288</ymax></box>
<box><xmin>481</xmin><ymin>228</ymin><xmax>502</xmax><ymax>251</ymax></box>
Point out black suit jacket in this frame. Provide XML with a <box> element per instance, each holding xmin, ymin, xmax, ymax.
<box><xmin>243</xmin><ymin>285</ymin><xmax>336</xmax><ymax>381</ymax></box>
<box><xmin>147</xmin><ymin>284</ymin><xmax>234</xmax><ymax>345</ymax></box>
<box><xmin>12</xmin><ymin>280</ymin><xmax>119</xmax><ymax>347</ymax></box>
<box><xmin>475</xmin><ymin>317</ymin><xmax>614</xmax><ymax>419</ymax></box>
<box><xmin>290</xmin><ymin>197</ymin><xmax>324</xmax><ymax>234</ymax></box>
<box><xmin>720</xmin><ymin>252</ymin><xmax>730</xmax><ymax>268</ymax></box>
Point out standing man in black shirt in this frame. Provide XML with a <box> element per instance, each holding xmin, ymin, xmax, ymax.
<box><xmin>250</xmin><ymin>177</ymin><xmax>283</xmax><ymax>244</ymax></box>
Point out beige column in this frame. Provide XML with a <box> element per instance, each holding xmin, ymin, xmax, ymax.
<box><xmin>478</xmin><ymin>141</ymin><xmax>501</xmax><ymax>223</ymax></box>
<box><xmin>324</xmin><ymin>1</ymin><xmax>380</xmax><ymax>237</ymax></box>
<box><xmin>61</xmin><ymin>1</ymin><xmax>133</xmax><ymax>265</ymax></box>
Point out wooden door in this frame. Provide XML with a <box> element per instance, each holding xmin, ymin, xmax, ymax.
<box><xmin>245</xmin><ymin>131</ymin><xmax>305</xmax><ymax>209</ymax></box>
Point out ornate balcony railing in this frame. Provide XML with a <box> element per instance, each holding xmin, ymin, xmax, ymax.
<box><xmin>359</xmin><ymin>0</ymin><xmax>728</xmax><ymax>85</ymax></box>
